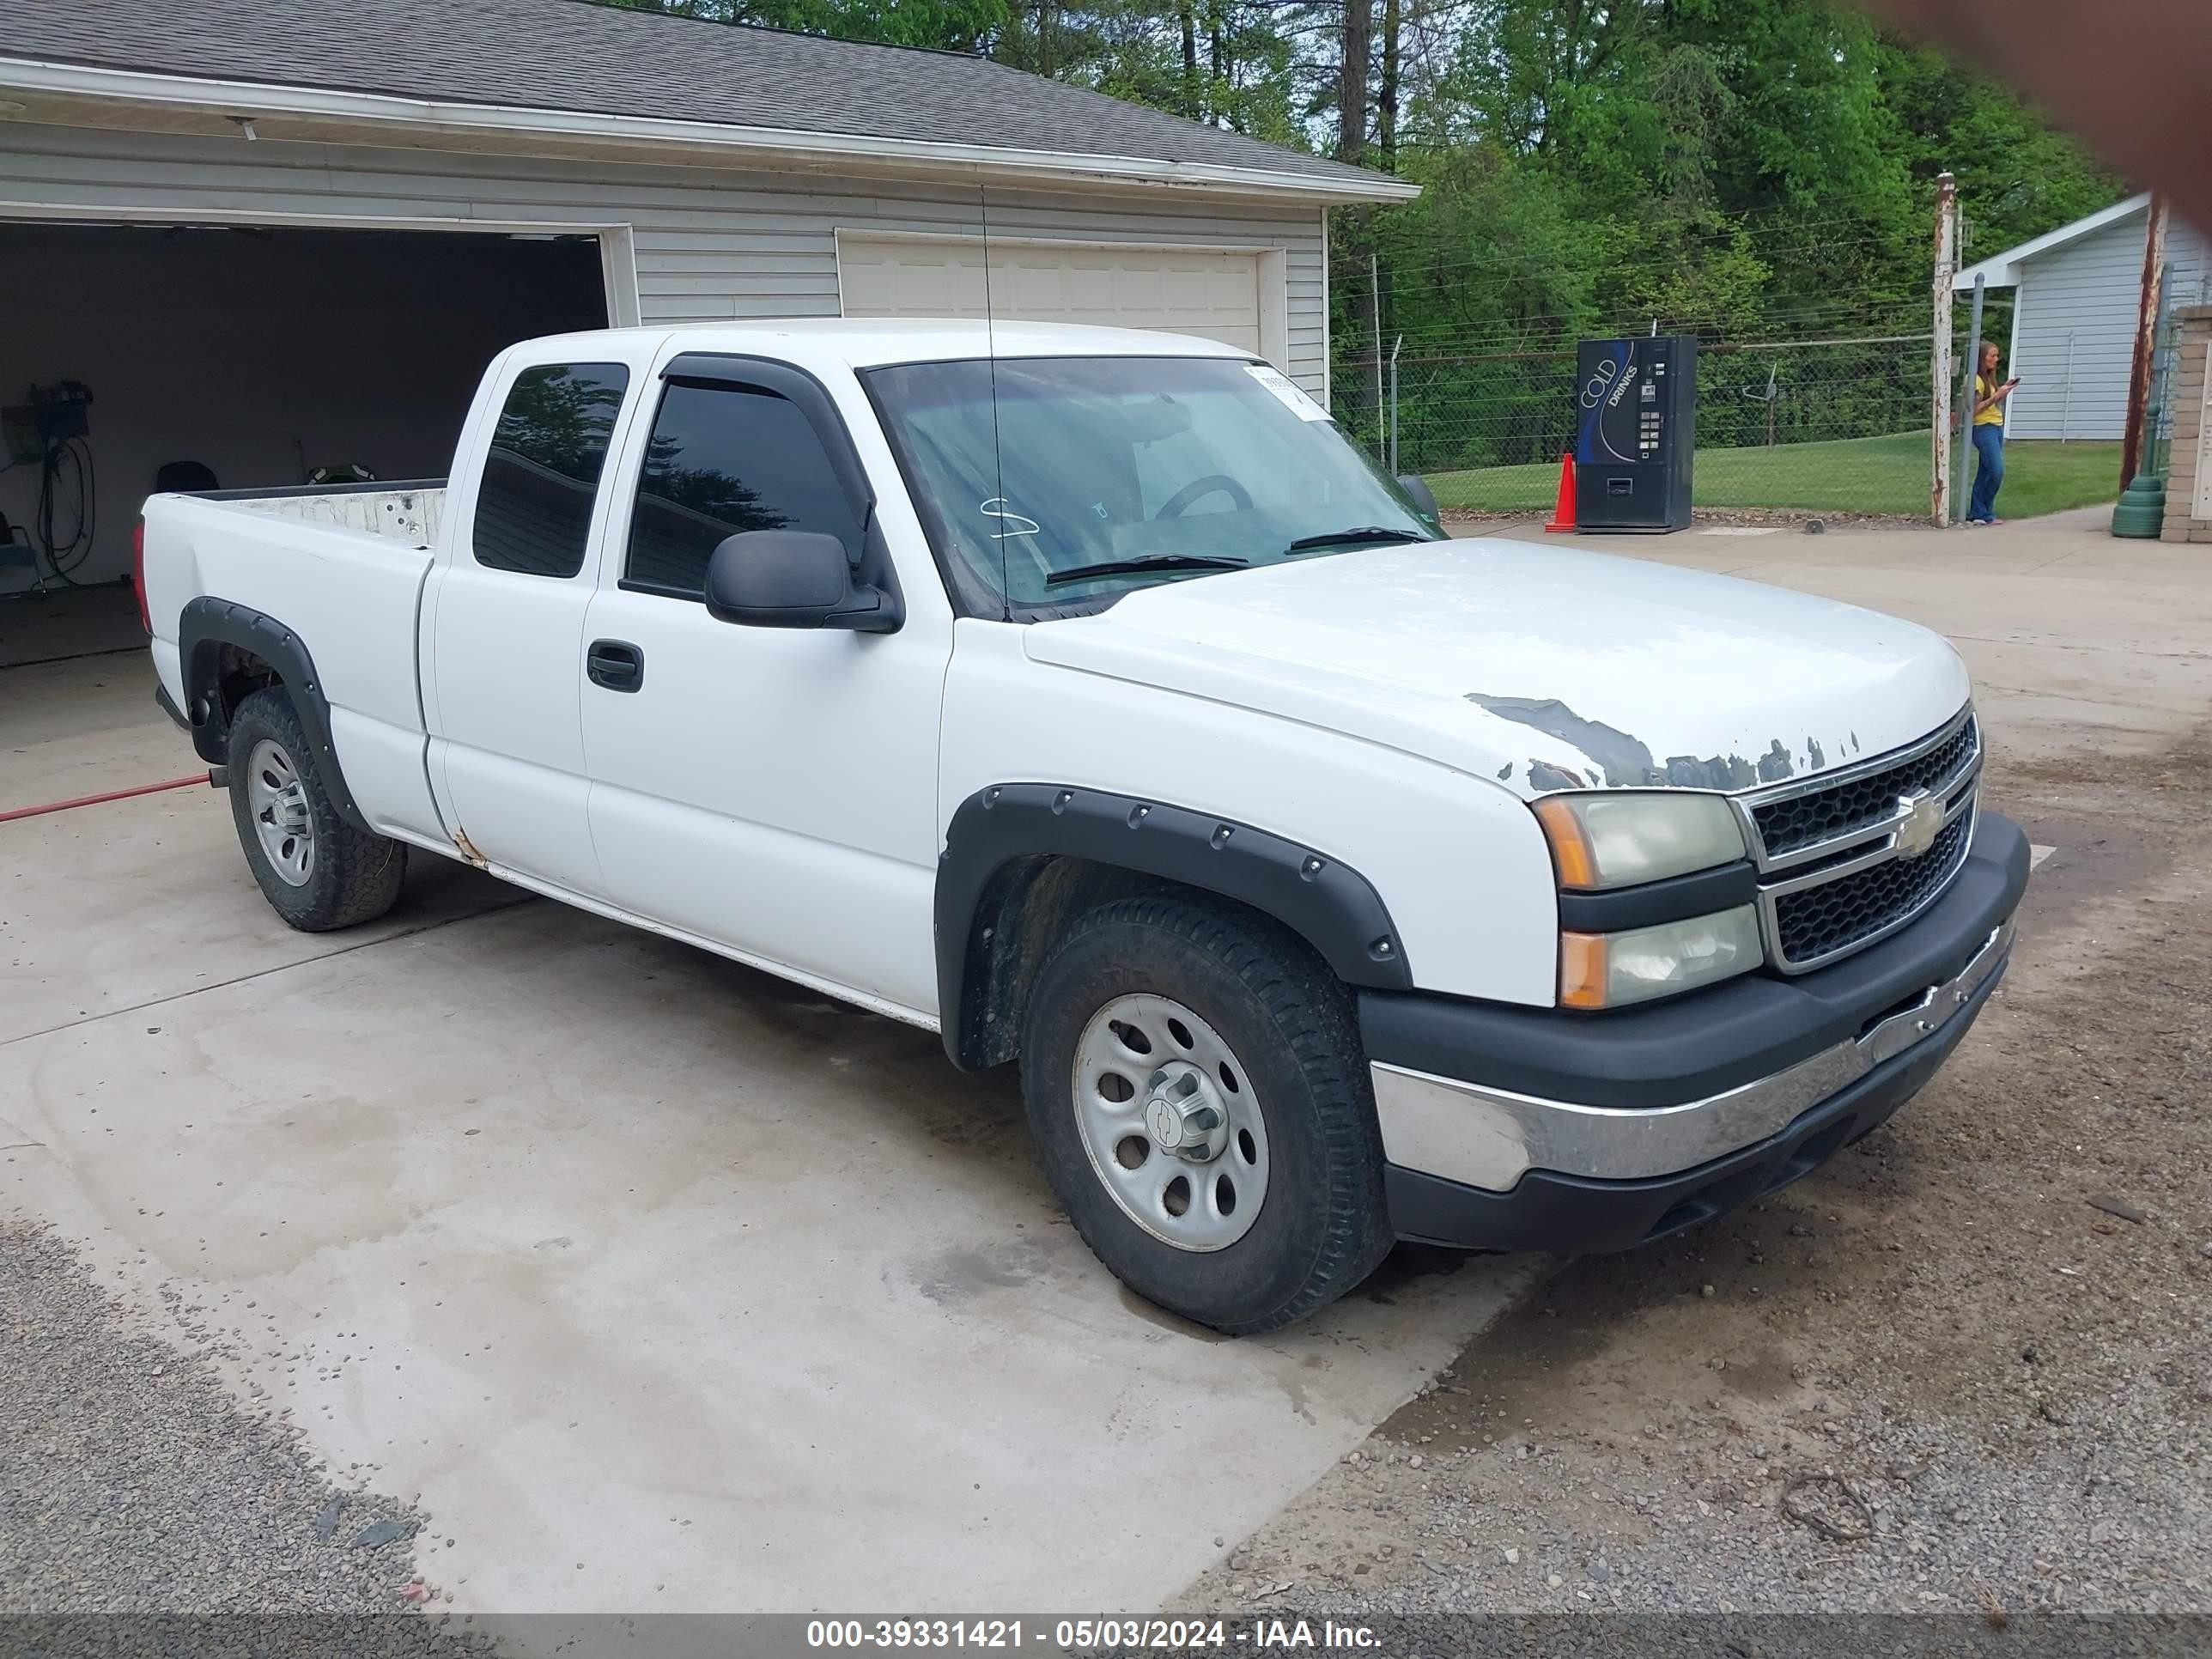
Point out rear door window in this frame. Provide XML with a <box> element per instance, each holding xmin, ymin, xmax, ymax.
<box><xmin>471</xmin><ymin>362</ymin><xmax>631</xmax><ymax>578</ymax></box>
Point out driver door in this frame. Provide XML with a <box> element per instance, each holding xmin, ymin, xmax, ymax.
<box><xmin>578</xmin><ymin>356</ymin><xmax>951</xmax><ymax>1017</ymax></box>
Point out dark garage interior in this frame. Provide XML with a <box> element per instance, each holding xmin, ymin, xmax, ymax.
<box><xmin>0</xmin><ymin>222</ymin><xmax>608</xmax><ymax>662</ymax></box>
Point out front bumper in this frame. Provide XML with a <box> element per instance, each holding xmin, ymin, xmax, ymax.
<box><xmin>1365</xmin><ymin>811</ymin><xmax>2030</xmax><ymax>1253</ymax></box>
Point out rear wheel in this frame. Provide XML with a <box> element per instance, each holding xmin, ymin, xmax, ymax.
<box><xmin>226</xmin><ymin>687</ymin><xmax>406</xmax><ymax>932</ymax></box>
<box><xmin>1019</xmin><ymin>894</ymin><xmax>1392</xmax><ymax>1334</ymax></box>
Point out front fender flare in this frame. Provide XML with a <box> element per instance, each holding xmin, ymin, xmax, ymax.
<box><xmin>935</xmin><ymin>783</ymin><xmax>1413</xmax><ymax>1069</ymax></box>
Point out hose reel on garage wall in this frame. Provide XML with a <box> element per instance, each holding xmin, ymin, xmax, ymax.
<box><xmin>0</xmin><ymin>380</ymin><xmax>96</xmax><ymax>584</ymax></box>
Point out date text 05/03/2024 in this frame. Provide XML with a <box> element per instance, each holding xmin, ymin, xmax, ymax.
<box><xmin>804</xmin><ymin>1618</ymin><xmax>1384</xmax><ymax>1650</ymax></box>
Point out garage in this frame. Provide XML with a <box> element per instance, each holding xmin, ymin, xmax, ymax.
<box><xmin>0</xmin><ymin>0</ymin><xmax>1412</xmax><ymax>667</ymax></box>
<box><xmin>0</xmin><ymin>220</ymin><xmax>610</xmax><ymax>661</ymax></box>
<box><xmin>838</xmin><ymin>232</ymin><xmax>1285</xmax><ymax>362</ymax></box>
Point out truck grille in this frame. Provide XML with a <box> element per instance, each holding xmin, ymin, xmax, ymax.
<box><xmin>1773</xmin><ymin>810</ymin><xmax>1972</xmax><ymax>966</ymax></box>
<box><xmin>1753</xmin><ymin>717</ymin><xmax>1977</xmax><ymax>858</ymax></box>
<box><xmin>1738</xmin><ymin>708</ymin><xmax>1981</xmax><ymax>974</ymax></box>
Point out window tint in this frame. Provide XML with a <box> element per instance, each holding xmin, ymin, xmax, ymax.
<box><xmin>471</xmin><ymin>362</ymin><xmax>630</xmax><ymax>578</ymax></box>
<box><xmin>625</xmin><ymin>381</ymin><xmax>863</xmax><ymax>599</ymax></box>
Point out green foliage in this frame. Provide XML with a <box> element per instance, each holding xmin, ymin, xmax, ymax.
<box><xmin>1872</xmin><ymin>41</ymin><xmax>2120</xmax><ymax>260</ymax></box>
<box><xmin>592</xmin><ymin>0</ymin><xmax>2126</xmax><ymax>453</ymax></box>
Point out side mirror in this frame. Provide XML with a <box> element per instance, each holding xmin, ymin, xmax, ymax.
<box><xmin>703</xmin><ymin>530</ymin><xmax>900</xmax><ymax>633</ymax></box>
<box><xmin>1396</xmin><ymin>473</ymin><xmax>1441</xmax><ymax>526</ymax></box>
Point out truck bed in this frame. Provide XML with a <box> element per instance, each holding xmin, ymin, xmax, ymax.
<box><xmin>198</xmin><ymin>478</ymin><xmax>447</xmax><ymax>548</ymax></box>
<box><xmin>141</xmin><ymin>483</ymin><xmax>444</xmax><ymax>842</ymax></box>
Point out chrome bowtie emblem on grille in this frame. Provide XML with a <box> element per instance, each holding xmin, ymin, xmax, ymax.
<box><xmin>1893</xmin><ymin>790</ymin><xmax>1944</xmax><ymax>859</ymax></box>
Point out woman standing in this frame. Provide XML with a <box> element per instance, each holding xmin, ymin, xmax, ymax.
<box><xmin>1968</xmin><ymin>340</ymin><xmax>2019</xmax><ymax>524</ymax></box>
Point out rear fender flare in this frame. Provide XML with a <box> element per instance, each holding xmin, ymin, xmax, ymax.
<box><xmin>178</xmin><ymin>596</ymin><xmax>369</xmax><ymax>832</ymax></box>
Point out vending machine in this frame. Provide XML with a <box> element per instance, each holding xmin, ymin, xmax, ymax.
<box><xmin>1573</xmin><ymin>336</ymin><xmax>1696</xmax><ymax>532</ymax></box>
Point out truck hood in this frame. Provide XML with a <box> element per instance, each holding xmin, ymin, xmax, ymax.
<box><xmin>1024</xmin><ymin>538</ymin><xmax>1970</xmax><ymax>796</ymax></box>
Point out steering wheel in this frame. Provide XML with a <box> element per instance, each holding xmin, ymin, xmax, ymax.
<box><xmin>1155</xmin><ymin>474</ymin><xmax>1254</xmax><ymax>520</ymax></box>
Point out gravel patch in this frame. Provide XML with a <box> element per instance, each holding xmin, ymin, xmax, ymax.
<box><xmin>1180</xmin><ymin>732</ymin><xmax>2212</xmax><ymax>1622</ymax></box>
<box><xmin>0</xmin><ymin>1219</ymin><xmax>490</xmax><ymax>1652</ymax></box>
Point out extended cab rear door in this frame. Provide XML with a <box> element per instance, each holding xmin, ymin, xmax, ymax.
<box><xmin>421</xmin><ymin>339</ymin><xmax>654</xmax><ymax>896</ymax></box>
<box><xmin>575</xmin><ymin>347</ymin><xmax>952</xmax><ymax>1018</ymax></box>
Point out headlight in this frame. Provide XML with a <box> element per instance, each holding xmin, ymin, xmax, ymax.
<box><xmin>1532</xmin><ymin>792</ymin><xmax>1747</xmax><ymax>889</ymax></box>
<box><xmin>1560</xmin><ymin>905</ymin><xmax>1763</xmax><ymax>1009</ymax></box>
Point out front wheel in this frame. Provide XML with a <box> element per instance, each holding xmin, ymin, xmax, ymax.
<box><xmin>1019</xmin><ymin>894</ymin><xmax>1393</xmax><ymax>1334</ymax></box>
<box><xmin>226</xmin><ymin>687</ymin><xmax>407</xmax><ymax>932</ymax></box>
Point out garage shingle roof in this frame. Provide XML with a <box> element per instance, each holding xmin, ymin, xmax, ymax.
<box><xmin>7</xmin><ymin>0</ymin><xmax>1397</xmax><ymax>191</ymax></box>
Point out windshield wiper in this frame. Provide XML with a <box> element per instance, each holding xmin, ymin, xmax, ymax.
<box><xmin>1043</xmin><ymin>554</ymin><xmax>1250</xmax><ymax>586</ymax></box>
<box><xmin>1285</xmin><ymin>526</ymin><xmax>1429</xmax><ymax>553</ymax></box>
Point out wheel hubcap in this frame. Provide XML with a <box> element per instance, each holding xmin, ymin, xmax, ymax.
<box><xmin>1142</xmin><ymin>1065</ymin><xmax>1228</xmax><ymax>1161</ymax></box>
<box><xmin>246</xmin><ymin>738</ymin><xmax>315</xmax><ymax>887</ymax></box>
<box><xmin>1072</xmin><ymin>994</ymin><xmax>1269</xmax><ymax>1252</ymax></box>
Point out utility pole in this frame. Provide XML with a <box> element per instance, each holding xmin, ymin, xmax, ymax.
<box><xmin>2120</xmin><ymin>191</ymin><xmax>2171</xmax><ymax>488</ymax></box>
<box><xmin>1930</xmin><ymin>173</ymin><xmax>1958</xmax><ymax>526</ymax></box>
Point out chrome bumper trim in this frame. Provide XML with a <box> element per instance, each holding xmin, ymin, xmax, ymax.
<box><xmin>1370</xmin><ymin>918</ymin><xmax>2014</xmax><ymax>1193</ymax></box>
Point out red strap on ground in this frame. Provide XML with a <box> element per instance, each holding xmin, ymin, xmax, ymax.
<box><xmin>0</xmin><ymin>775</ymin><xmax>209</xmax><ymax>823</ymax></box>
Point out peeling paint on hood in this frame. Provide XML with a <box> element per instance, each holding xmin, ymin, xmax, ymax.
<box><xmin>1023</xmin><ymin>538</ymin><xmax>1973</xmax><ymax>799</ymax></box>
<box><xmin>1465</xmin><ymin>695</ymin><xmax>1803</xmax><ymax>791</ymax></box>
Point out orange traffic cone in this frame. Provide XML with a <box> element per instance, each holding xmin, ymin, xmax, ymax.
<box><xmin>1543</xmin><ymin>452</ymin><xmax>1577</xmax><ymax>533</ymax></box>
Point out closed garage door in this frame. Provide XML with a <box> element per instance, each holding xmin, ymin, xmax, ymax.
<box><xmin>837</xmin><ymin>234</ymin><xmax>1264</xmax><ymax>355</ymax></box>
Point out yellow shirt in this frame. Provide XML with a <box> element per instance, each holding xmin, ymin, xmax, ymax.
<box><xmin>1974</xmin><ymin>374</ymin><xmax>2006</xmax><ymax>427</ymax></box>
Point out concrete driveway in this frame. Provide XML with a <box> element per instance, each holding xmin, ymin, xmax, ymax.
<box><xmin>1</xmin><ymin>642</ymin><xmax>1529</xmax><ymax>1615</ymax></box>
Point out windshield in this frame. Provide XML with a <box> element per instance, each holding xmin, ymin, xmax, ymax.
<box><xmin>861</xmin><ymin>355</ymin><xmax>1441</xmax><ymax>617</ymax></box>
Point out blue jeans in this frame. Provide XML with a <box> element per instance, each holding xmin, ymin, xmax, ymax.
<box><xmin>1968</xmin><ymin>424</ymin><xmax>2005</xmax><ymax>520</ymax></box>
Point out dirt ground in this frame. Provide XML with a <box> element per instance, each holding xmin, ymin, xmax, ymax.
<box><xmin>1184</xmin><ymin>732</ymin><xmax>2212</xmax><ymax>1619</ymax></box>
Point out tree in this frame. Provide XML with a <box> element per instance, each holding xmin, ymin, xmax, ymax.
<box><xmin>590</xmin><ymin>0</ymin><xmax>2127</xmax><ymax>414</ymax></box>
<box><xmin>1335</xmin><ymin>0</ymin><xmax>1373</xmax><ymax>163</ymax></box>
<box><xmin>598</xmin><ymin>0</ymin><xmax>1004</xmax><ymax>52</ymax></box>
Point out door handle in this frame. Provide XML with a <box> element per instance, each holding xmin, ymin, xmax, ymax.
<box><xmin>586</xmin><ymin>639</ymin><xmax>644</xmax><ymax>693</ymax></box>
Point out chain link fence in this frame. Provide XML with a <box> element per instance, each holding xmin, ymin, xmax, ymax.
<box><xmin>1334</xmin><ymin>313</ymin><xmax>1938</xmax><ymax>518</ymax></box>
<box><xmin>1316</xmin><ymin>183</ymin><xmax>2198</xmax><ymax>526</ymax></box>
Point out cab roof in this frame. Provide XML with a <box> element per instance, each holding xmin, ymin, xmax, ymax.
<box><xmin>532</xmin><ymin>318</ymin><xmax>1256</xmax><ymax>373</ymax></box>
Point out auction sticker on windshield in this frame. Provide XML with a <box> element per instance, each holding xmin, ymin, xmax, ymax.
<box><xmin>1245</xmin><ymin>363</ymin><xmax>1331</xmax><ymax>421</ymax></box>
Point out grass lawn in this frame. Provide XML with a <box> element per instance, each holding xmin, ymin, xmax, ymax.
<box><xmin>1422</xmin><ymin>430</ymin><xmax>2124</xmax><ymax>520</ymax></box>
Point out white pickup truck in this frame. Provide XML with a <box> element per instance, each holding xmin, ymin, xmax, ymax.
<box><xmin>139</xmin><ymin>320</ymin><xmax>2027</xmax><ymax>1333</ymax></box>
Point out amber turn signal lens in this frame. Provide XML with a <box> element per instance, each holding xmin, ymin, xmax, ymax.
<box><xmin>1559</xmin><ymin>931</ymin><xmax>1608</xmax><ymax>1009</ymax></box>
<box><xmin>1533</xmin><ymin>796</ymin><xmax>1599</xmax><ymax>890</ymax></box>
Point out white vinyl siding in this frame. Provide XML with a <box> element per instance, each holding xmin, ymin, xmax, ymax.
<box><xmin>2005</xmin><ymin>212</ymin><xmax>2211</xmax><ymax>441</ymax></box>
<box><xmin>0</xmin><ymin>120</ymin><xmax>1331</xmax><ymax>394</ymax></box>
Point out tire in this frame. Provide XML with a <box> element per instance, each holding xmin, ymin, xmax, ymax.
<box><xmin>226</xmin><ymin>686</ymin><xmax>407</xmax><ymax>932</ymax></box>
<box><xmin>1018</xmin><ymin>893</ymin><xmax>1393</xmax><ymax>1334</ymax></box>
